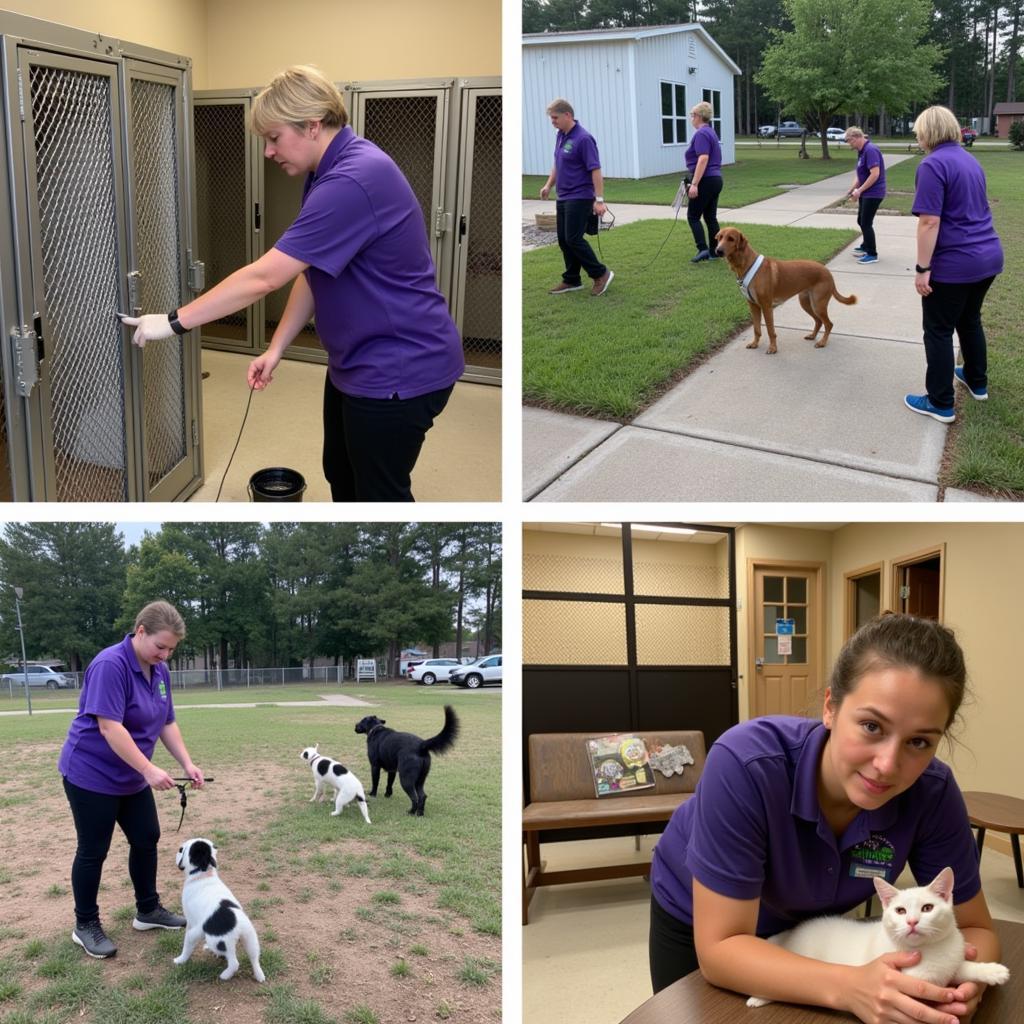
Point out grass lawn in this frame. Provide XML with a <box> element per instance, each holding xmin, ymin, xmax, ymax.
<box><xmin>523</xmin><ymin>220</ymin><xmax>856</xmax><ymax>419</ymax></box>
<box><xmin>0</xmin><ymin>684</ymin><xmax>500</xmax><ymax>1024</ymax></box>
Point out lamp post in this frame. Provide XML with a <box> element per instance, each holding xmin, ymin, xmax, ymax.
<box><xmin>13</xmin><ymin>586</ymin><xmax>31</xmax><ymax>716</ymax></box>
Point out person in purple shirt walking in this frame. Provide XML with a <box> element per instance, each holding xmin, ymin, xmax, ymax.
<box><xmin>684</xmin><ymin>101</ymin><xmax>724</xmax><ymax>263</ymax></box>
<box><xmin>648</xmin><ymin>614</ymin><xmax>1002</xmax><ymax>1024</ymax></box>
<box><xmin>904</xmin><ymin>105</ymin><xmax>1004</xmax><ymax>425</ymax></box>
<box><xmin>845</xmin><ymin>127</ymin><xmax>886</xmax><ymax>264</ymax></box>
<box><xmin>122</xmin><ymin>65</ymin><xmax>464</xmax><ymax>501</ymax></box>
<box><xmin>59</xmin><ymin>601</ymin><xmax>204</xmax><ymax>960</ymax></box>
<box><xmin>540</xmin><ymin>98</ymin><xmax>613</xmax><ymax>296</ymax></box>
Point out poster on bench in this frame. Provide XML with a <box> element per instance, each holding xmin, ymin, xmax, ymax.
<box><xmin>586</xmin><ymin>734</ymin><xmax>656</xmax><ymax>796</ymax></box>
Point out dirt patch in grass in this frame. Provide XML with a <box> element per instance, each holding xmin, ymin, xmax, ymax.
<box><xmin>0</xmin><ymin>748</ymin><xmax>500</xmax><ymax>1024</ymax></box>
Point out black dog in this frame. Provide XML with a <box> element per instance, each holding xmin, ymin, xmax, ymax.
<box><xmin>354</xmin><ymin>705</ymin><xmax>458</xmax><ymax>816</ymax></box>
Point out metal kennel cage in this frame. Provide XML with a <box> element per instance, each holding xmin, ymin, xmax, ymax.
<box><xmin>194</xmin><ymin>76</ymin><xmax>501</xmax><ymax>383</ymax></box>
<box><xmin>0</xmin><ymin>10</ymin><xmax>204</xmax><ymax>501</ymax></box>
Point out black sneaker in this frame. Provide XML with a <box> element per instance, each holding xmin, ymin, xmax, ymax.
<box><xmin>72</xmin><ymin>919</ymin><xmax>117</xmax><ymax>958</ymax></box>
<box><xmin>132</xmin><ymin>904</ymin><xmax>186</xmax><ymax>930</ymax></box>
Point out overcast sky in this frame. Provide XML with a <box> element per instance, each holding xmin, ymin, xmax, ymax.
<box><xmin>114</xmin><ymin>523</ymin><xmax>160</xmax><ymax>548</ymax></box>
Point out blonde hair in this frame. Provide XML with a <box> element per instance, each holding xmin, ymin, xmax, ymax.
<box><xmin>134</xmin><ymin>601</ymin><xmax>186</xmax><ymax>639</ymax></box>
<box><xmin>912</xmin><ymin>105</ymin><xmax>962</xmax><ymax>151</ymax></box>
<box><xmin>691</xmin><ymin>101</ymin><xmax>713</xmax><ymax>123</ymax></box>
<box><xmin>251</xmin><ymin>65</ymin><xmax>348</xmax><ymax>135</ymax></box>
<box><xmin>546</xmin><ymin>98</ymin><xmax>574</xmax><ymax>117</ymax></box>
<box><xmin>844</xmin><ymin>126</ymin><xmax>864</xmax><ymax>139</ymax></box>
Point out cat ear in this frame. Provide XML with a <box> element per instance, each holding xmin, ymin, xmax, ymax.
<box><xmin>928</xmin><ymin>867</ymin><xmax>955</xmax><ymax>903</ymax></box>
<box><xmin>874</xmin><ymin>877</ymin><xmax>900</xmax><ymax>908</ymax></box>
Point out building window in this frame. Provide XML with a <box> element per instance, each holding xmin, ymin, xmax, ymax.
<box><xmin>702</xmin><ymin>88</ymin><xmax>722</xmax><ymax>138</ymax></box>
<box><xmin>661</xmin><ymin>81</ymin><xmax>687</xmax><ymax>145</ymax></box>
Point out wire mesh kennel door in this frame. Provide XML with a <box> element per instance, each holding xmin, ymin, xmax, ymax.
<box><xmin>122</xmin><ymin>60</ymin><xmax>202</xmax><ymax>501</ymax></box>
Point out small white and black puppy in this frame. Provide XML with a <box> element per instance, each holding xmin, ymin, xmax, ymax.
<box><xmin>174</xmin><ymin>838</ymin><xmax>265</xmax><ymax>982</ymax></box>
<box><xmin>300</xmin><ymin>744</ymin><xmax>371</xmax><ymax>823</ymax></box>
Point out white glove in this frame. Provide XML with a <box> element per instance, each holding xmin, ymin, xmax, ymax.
<box><xmin>117</xmin><ymin>312</ymin><xmax>176</xmax><ymax>348</ymax></box>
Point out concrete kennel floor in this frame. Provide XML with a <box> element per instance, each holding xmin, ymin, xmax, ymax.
<box><xmin>188</xmin><ymin>349</ymin><xmax>501</xmax><ymax>502</ymax></box>
<box><xmin>523</xmin><ymin>838</ymin><xmax>1024</xmax><ymax>1024</ymax></box>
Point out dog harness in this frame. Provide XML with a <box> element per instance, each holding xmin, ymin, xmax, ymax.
<box><xmin>738</xmin><ymin>254</ymin><xmax>765</xmax><ymax>302</ymax></box>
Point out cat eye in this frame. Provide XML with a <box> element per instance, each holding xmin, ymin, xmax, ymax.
<box><xmin>895</xmin><ymin>907</ymin><xmax>907</xmax><ymax>914</ymax></box>
<box><xmin>922</xmin><ymin>903</ymin><xmax>933</xmax><ymax>912</ymax></box>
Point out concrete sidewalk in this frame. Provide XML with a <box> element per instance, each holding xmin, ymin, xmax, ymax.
<box><xmin>524</xmin><ymin>159</ymin><xmax>996</xmax><ymax>502</ymax></box>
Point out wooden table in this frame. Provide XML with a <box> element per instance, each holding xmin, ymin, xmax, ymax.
<box><xmin>618</xmin><ymin>919</ymin><xmax>1024</xmax><ymax>1024</ymax></box>
<box><xmin>963</xmin><ymin>790</ymin><xmax>1024</xmax><ymax>888</ymax></box>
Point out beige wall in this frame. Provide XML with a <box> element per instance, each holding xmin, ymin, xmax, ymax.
<box><xmin>10</xmin><ymin>0</ymin><xmax>501</xmax><ymax>90</ymax></box>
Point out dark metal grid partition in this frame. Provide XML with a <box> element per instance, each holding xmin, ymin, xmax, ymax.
<box><xmin>523</xmin><ymin>523</ymin><xmax>739</xmax><ymax>835</ymax></box>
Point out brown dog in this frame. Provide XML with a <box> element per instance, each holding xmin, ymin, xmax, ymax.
<box><xmin>714</xmin><ymin>227</ymin><xmax>857</xmax><ymax>354</ymax></box>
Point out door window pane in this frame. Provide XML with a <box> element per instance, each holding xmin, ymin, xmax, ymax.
<box><xmin>790</xmin><ymin>637</ymin><xmax>807</xmax><ymax>663</ymax></box>
<box><xmin>764</xmin><ymin>576</ymin><xmax>784</xmax><ymax>602</ymax></box>
<box><xmin>790</xmin><ymin>606</ymin><xmax>807</xmax><ymax>633</ymax></box>
<box><xmin>763</xmin><ymin>605</ymin><xmax>783</xmax><ymax>632</ymax></box>
<box><xmin>787</xmin><ymin>577</ymin><xmax>807</xmax><ymax>602</ymax></box>
<box><xmin>764</xmin><ymin>636</ymin><xmax>784</xmax><ymax>663</ymax></box>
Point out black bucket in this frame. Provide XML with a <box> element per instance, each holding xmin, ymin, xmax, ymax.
<box><xmin>248</xmin><ymin>467</ymin><xmax>306</xmax><ymax>502</ymax></box>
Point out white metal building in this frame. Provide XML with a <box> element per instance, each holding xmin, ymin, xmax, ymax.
<box><xmin>523</xmin><ymin>24</ymin><xmax>741</xmax><ymax>179</ymax></box>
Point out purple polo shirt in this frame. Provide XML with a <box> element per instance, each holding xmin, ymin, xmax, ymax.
<box><xmin>274</xmin><ymin>126</ymin><xmax>464</xmax><ymax>399</ymax></box>
<box><xmin>856</xmin><ymin>140</ymin><xmax>886</xmax><ymax>198</ymax></box>
<box><xmin>650</xmin><ymin>716</ymin><xmax>981</xmax><ymax>938</ymax></box>
<box><xmin>553</xmin><ymin>122</ymin><xmax>601</xmax><ymax>201</ymax></box>
<box><xmin>912</xmin><ymin>142</ymin><xmax>1004</xmax><ymax>284</ymax></box>
<box><xmin>58</xmin><ymin>635</ymin><xmax>175</xmax><ymax>796</ymax></box>
<box><xmin>684</xmin><ymin>124</ymin><xmax>722</xmax><ymax>177</ymax></box>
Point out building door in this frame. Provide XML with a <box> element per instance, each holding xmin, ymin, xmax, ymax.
<box><xmin>845</xmin><ymin>562</ymin><xmax>883</xmax><ymax>638</ymax></box>
<box><xmin>750</xmin><ymin>564</ymin><xmax>822</xmax><ymax>718</ymax></box>
<box><xmin>892</xmin><ymin>546</ymin><xmax>944</xmax><ymax>620</ymax></box>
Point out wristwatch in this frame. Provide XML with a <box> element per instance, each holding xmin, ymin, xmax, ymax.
<box><xmin>167</xmin><ymin>309</ymin><xmax>188</xmax><ymax>336</ymax></box>
<box><xmin>915</xmin><ymin>264</ymin><xmax>931</xmax><ymax>273</ymax></box>
<box><xmin>594</xmin><ymin>196</ymin><xmax>604</xmax><ymax>202</ymax></box>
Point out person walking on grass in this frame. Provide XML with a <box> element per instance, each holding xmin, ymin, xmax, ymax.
<box><xmin>684</xmin><ymin>101</ymin><xmax>724</xmax><ymax>264</ymax></box>
<box><xmin>59</xmin><ymin>601</ymin><xmax>204</xmax><ymax>959</ymax></box>
<box><xmin>540</xmin><ymin>98</ymin><xmax>613</xmax><ymax>297</ymax></box>
<box><xmin>845</xmin><ymin>127</ymin><xmax>886</xmax><ymax>265</ymax></box>
<box><xmin>904</xmin><ymin>105</ymin><xmax>1003</xmax><ymax>425</ymax></box>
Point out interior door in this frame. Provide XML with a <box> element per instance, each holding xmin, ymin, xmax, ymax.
<box><xmin>751</xmin><ymin>566</ymin><xmax>820</xmax><ymax>717</ymax></box>
<box><xmin>18</xmin><ymin>47</ymin><xmax>135</xmax><ymax>501</ymax></box>
<box><xmin>122</xmin><ymin>60</ymin><xmax>200</xmax><ymax>501</ymax></box>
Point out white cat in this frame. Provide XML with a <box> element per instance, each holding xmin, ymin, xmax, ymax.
<box><xmin>746</xmin><ymin>867</ymin><xmax>1010</xmax><ymax>1008</ymax></box>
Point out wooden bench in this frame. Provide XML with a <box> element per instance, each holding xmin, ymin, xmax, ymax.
<box><xmin>523</xmin><ymin>730</ymin><xmax>706</xmax><ymax>924</ymax></box>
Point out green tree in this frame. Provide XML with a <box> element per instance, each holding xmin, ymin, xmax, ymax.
<box><xmin>758</xmin><ymin>0</ymin><xmax>944</xmax><ymax>156</ymax></box>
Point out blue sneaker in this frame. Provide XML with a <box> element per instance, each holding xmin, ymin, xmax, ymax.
<box><xmin>904</xmin><ymin>394</ymin><xmax>954</xmax><ymax>423</ymax></box>
<box><xmin>856</xmin><ymin>253</ymin><xmax>879</xmax><ymax>264</ymax></box>
<box><xmin>954</xmin><ymin>366</ymin><xmax>988</xmax><ymax>401</ymax></box>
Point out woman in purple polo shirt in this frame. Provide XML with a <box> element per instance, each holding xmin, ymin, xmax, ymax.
<box><xmin>59</xmin><ymin>601</ymin><xmax>204</xmax><ymax>960</ymax></box>
<box><xmin>845</xmin><ymin>127</ymin><xmax>886</xmax><ymax>264</ymax></box>
<box><xmin>649</xmin><ymin>614</ymin><xmax>1002</xmax><ymax>1024</ymax></box>
<box><xmin>904</xmin><ymin>105</ymin><xmax>1003</xmax><ymax>425</ymax></box>
<box><xmin>683</xmin><ymin>101</ymin><xmax>724</xmax><ymax>264</ymax></box>
<box><xmin>122</xmin><ymin>65</ymin><xmax>464</xmax><ymax>501</ymax></box>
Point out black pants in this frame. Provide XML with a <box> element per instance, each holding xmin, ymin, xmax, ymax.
<box><xmin>857</xmin><ymin>196</ymin><xmax>883</xmax><ymax>256</ymax></box>
<box><xmin>921</xmin><ymin>276</ymin><xmax>995</xmax><ymax>408</ymax></box>
<box><xmin>687</xmin><ymin>175</ymin><xmax>723</xmax><ymax>254</ymax></box>
<box><xmin>322</xmin><ymin>376</ymin><xmax>453</xmax><ymax>502</ymax></box>
<box><xmin>556</xmin><ymin>198</ymin><xmax>607</xmax><ymax>284</ymax></box>
<box><xmin>63</xmin><ymin>777</ymin><xmax>161</xmax><ymax>926</ymax></box>
<box><xmin>649</xmin><ymin>895</ymin><xmax>700</xmax><ymax>994</ymax></box>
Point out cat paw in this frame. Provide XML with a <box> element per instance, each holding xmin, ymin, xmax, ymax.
<box><xmin>746</xmin><ymin>996</ymin><xmax>771</xmax><ymax>1008</ymax></box>
<box><xmin>977</xmin><ymin>962</ymin><xmax>1010</xmax><ymax>985</ymax></box>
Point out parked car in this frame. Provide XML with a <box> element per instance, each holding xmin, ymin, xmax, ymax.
<box><xmin>449</xmin><ymin>655</ymin><xmax>502</xmax><ymax>689</ymax></box>
<box><xmin>961</xmin><ymin>126</ymin><xmax>977</xmax><ymax>146</ymax></box>
<box><xmin>409</xmin><ymin>658</ymin><xmax>462</xmax><ymax>685</ymax></box>
<box><xmin>823</xmin><ymin>126</ymin><xmax>846</xmax><ymax>142</ymax></box>
<box><xmin>404</xmin><ymin>660</ymin><xmax>424</xmax><ymax>679</ymax></box>
<box><xmin>1</xmin><ymin>664</ymin><xmax>72</xmax><ymax>689</ymax></box>
<box><xmin>777</xmin><ymin>121</ymin><xmax>804</xmax><ymax>137</ymax></box>
<box><xmin>757</xmin><ymin>124</ymin><xmax>777</xmax><ymax>137</ymax></box>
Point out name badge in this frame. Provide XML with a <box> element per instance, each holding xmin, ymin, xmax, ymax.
<box><xmin>848</xmin><ymin>833</ymin><xmax>895</xmax><ymax>880</ymax></box>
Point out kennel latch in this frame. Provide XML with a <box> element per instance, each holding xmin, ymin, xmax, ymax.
<box><xmin>433</xmin><ymin>207</ymin><xmax>451</xmax><ymax>238</ymax></box>
<box><xmin>10</xmin><ymin>323</ymin><xmax>39</xmax><ymax>398</ymax></box>
<box><xmin>126</xmin><ymin>270</ymin><xmax>142</xmax><ymax>316</ymax></box>
<box><xmin>187</xmin><ymin>250</ymin><xmax>205</xmax><ymax>293</ymax></box>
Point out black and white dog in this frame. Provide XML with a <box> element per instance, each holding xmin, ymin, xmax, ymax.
<box><xmin>174</xmin><ymin>838</ymin><xmax>265</xmax><ymax>982</ymax></box>
<box><xmin>354</xmin><ymin>705</ymin><xmax>459</xmax><ymax>816</ymax></box>
<box><xmin>300</xmin><ymin>744</ymin><xmax>371</xmax><ymax>823</ymax></box>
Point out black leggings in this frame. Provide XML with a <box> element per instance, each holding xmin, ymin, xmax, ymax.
<box><xmin>857</xmin><ymin>196</ymin><xmax>883</xmax><ymax>256</ymax></box>
<box><xmin>687</xmin><ymin>175</ymin><xmax>723</xmax><ymax>254</ymax></box>
<box><xmin>322</xmin><ymin>377</ymin><xmax>453</xmax><ymax>502</ymax></box>
<box><xmin>63</xmin><ymin>777</ymin><xmax>161</xmax><ymax>925</ymax></box>
<box><xmin>649</xmin><ymin>895</ymin><xmax>700</xmax><ymax>994</ymax></box>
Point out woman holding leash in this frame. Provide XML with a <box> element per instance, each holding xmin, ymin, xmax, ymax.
<box><xmin>59</xmin><ymin>601</ymin><xmax>203</xmax><ymax>959</ymax></box>
<box><xmin>904</xmin><ymin>105</ymin><xmax>1003</xmax><ymax>425</ymax></box>
<box><xmin>684</xmin><ymin>101</ymin><xmax>724</xmax><ymax>264</ymax></box>
<box><xmin>845</xmin><ymin>127</ymin><xmax>886</xmax><ymax>265</ymax></box>
<box><xmin>649</xmin><ymin>613</ymin><xmax>1001</xmax><ymax>1024</ymax></box>
<box><xmin>121</xmin><ymin>65</ymin><xmax>464</xmax><ymax>502</ymax></box>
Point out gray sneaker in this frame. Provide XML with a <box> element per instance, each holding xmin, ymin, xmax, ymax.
<box><xmin>72</xmin><ymin>919</ymin><xmax>117</xmax><ymax>958</ymax></box>
<box><xmin>132</xmin><ymin>904</ymin><xmax>186</xmax><ymax>930</ymax></box>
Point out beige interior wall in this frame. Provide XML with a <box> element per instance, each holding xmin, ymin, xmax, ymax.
<box><xmin>204</xmin><ymin>0</ymin><xmax>502</xmax><ymax>88</ymax></box>
<box><xmin>828</xmin><ymin>523</ymin><xmax>1024</xmax><ymax>798</ymax></box>
<box><xmin>2</xmin><ymin>1</ymin><xmax>208</xmax><ymax>83</ymax></box>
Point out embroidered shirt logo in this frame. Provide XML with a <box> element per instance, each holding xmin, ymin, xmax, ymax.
<box><xmin>848</xmin><ymin>833</ymin><xmax>895</xmax><ymax>879</ymax></box>
<box><xmin>562</xmin><ymin>141</ymin><xmax>574</xmax><ymax>153</ymax></box>
<box><xmin>158</xmin><ymin>680</ymin><xmax>167</xmax><ymax>700</ymax></box>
